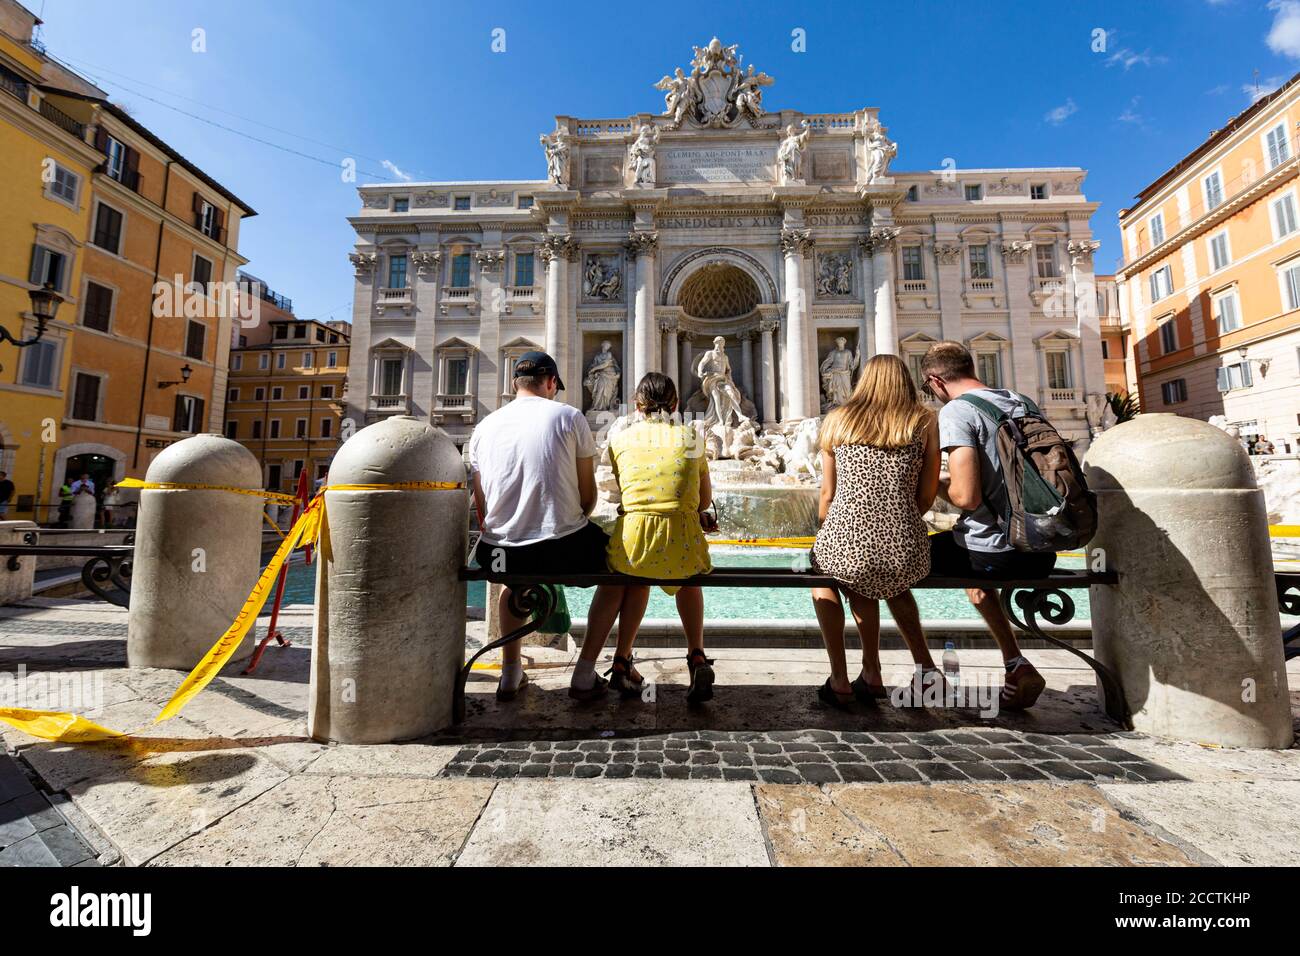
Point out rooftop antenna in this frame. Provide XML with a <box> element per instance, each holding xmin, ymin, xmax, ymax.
<box><xmin>1254</xmin><ymin>68</ymin><xmax>1261</xmax><ymax>98</ymax></box>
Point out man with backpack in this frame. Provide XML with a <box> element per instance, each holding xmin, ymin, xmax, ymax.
<box><xmin>920</xmin><ymin>341</ymin><xmax>1096</xmax><ymax>711</ymax></box>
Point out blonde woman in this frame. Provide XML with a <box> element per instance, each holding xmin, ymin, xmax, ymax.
<box><xmin>810</xmin><ymin>354</ymin><xmax>942</xmax><ymax>708</ymax></box>
<box><xmin>606</xmin><ymin>372</ymin><xmax>718</xmax><ymax>704</ymax></box>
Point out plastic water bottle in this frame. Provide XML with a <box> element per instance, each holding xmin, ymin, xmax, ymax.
<box><xmin>942</xmin><ymin>641</ymin><xmax>960</xmax><ymax>694</ymax></box>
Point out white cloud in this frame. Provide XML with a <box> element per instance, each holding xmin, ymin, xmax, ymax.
<box><xmin>1267</xmin><ymin>0</ymin><xmax>1300</xmax><ymax>58</ymax></box>
<box><xmin>1205</xmin><ymin>83</ymin><xmax>1231</xmax><ymax>95</ymax></box>
<box><xmin>381</xmin><ymin>159</ymin><xmax>413</xmax><ymax>181</ymax></box>
<box><xmin>1245</xmin><ymin>75</ymin><xmax>1286</xmax><ymax>102</ymax></box>
<box><xmin>1105</xmin><ymin>47</ymin><xmax>1167</xmax><ymax>70</ymax></box>
<box><xmin>1044</xmin><ymin>98</ymin><xmax>1078</xmax><ymax>126</ymax></box>
<box><xmin>1118</xmin><ymin>97</ymin><xmax>1145</xmax><ymax>124</ymax></box>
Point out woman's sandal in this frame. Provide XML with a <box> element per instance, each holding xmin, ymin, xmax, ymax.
<box><xmin>605</xmin><ymin>654</ymin><xmax>644</xmax><ymax>700</ymax></box>
<box><xmin>851</xmin><ymin>675</ymin><xmax>888</xmax><ymax>704</ymax></box>
<box><xmin>817</xmin><ymin>677</ymin><xmax>856</xmax><ymax>711</ymax></box>
<box><xmin>686</xmin><ymin>649</ymin><xmax>715</xmax><ymax>704</ymax></box>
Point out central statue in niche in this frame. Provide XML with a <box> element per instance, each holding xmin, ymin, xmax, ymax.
<box><xmin>694</xmin><ymin>336</ymin><xmax>747</xmax><ymax>428</ymax></box>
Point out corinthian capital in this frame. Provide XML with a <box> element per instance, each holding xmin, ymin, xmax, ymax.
<box><xmin>1000</xmin><ymin>240</ymin><xmax>1034</xmax><ymax>263</ymax></box>
<box><xmin>933</xmin><ymin>242</ymin><xmax>962</xmax><ymax>265</ymax></box>
<box><xmin>624</xmin><ymin>231</ymin><xmax>660</xmax><ymax>258</ymax></box>
<box><xmin>475</xmin><ymin>249</ymin><xmax>506</xmax><ymax>271</ymax></box>
<box><xmin>411</xmin><ymin>250</ymin><xmax>441</xmax><ymax>276</ymax></box>
<box><xmin>348</xmin><ymin>251</ymin><xmax>377</xmax><ymax>276</ymax></box>
<box><xmin>862</xmin><ymin>226</ymin><xmax>900</xmax><ymax>253</ymax></box>
<box><xmin>1067</xmin><ymin>239</ymin><xmax>1101</xmax><ymax>266</ymax></box>
<box><xmin>780</xmin><ymin>227</ymin><xmax>814</xmax><ymax>256</ymax></box>
<box><xmin>539</xmin><ymin>234</ymin><xmax>577</xmax><ymax>264</ymax></box>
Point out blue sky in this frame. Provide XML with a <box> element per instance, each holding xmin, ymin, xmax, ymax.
<box><xmin>30</xmin><ymin>0</ymin><xmax>1300</xmax><ymax>324</ymax></box>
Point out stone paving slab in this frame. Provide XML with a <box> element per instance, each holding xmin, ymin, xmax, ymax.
<box><xmin>0</xmin><ymin>753</ymin><xmax>100</xmax><ymax>868</ymax></box>
<box><xmin>757</xmin><ymin>782</ymin><xmax>1196</xmax><ymax>866</ymax></box>
<box><xmin>152</xmin><ymin>774</ymin><xmax>495</xmax><ymax>867</ymax></box>
<box><xmin>455</xmin><ymin>779</ymin><xmax>771</xmax><ymax>866</ymax></box>
<box><xmin>1099</xmin><ymin>780</ymin><xmax>1300</xmax><ymax>866</ymax></box>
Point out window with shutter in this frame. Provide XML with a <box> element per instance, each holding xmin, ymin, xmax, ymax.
<box><xmin>1216</xmin><ymin>367</ymin><xmax>1230</xmax><ymax>392</ymax></box>
<box><xmin>71</xmin><ymin>373</ymin><xmax>100</xmax><ymax>420</ymax></box>
<box><xmin>83</xmin><ymin>282</ymin><xmax>113</xmax><ymax>331</ymax></box>
<box><xmin>21</xmin><ymin>340</ymin><xmax>57</xmax><ymax>388</ymax></box>
<box><xmin>92</xmin><ymin>203</ymin><xmax>123</xmax><ymax>253</ymax></box>
<box><xmin>185</xmin><ymin>320</ymin><xmax>206</xmax><ymax>360</ymax></box>
<box><xmin>30</xmin><ymin>245</ymin><xmax>66</xmax><ymax>292</ymax></box>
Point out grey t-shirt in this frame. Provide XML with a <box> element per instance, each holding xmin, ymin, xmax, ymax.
<box><xmin>938</xmin><ymin>388</ymin><xmax>1028</xmax><ymax>553</ymax></box>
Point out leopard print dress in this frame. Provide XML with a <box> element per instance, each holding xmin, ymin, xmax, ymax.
<box><xmin>811</xmin><ymin>437</ymin><xmax>930</xmax><ymax>600</ymax></box>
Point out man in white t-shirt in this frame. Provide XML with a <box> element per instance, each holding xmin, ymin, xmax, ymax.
<box><xmin>469</xmin><ymin>351</ymin><xmax>627</xmax><ymax>702</ymax></box>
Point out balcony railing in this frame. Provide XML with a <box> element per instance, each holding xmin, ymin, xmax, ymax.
<box><xmin>1034</xmin><ymin>275</ymin><xmax>1065</xmax><ymax>291</ymax></box>
<box><xmin>436</xmin><ymin>393</ymin><xmax>473</xmax><ymax>410</ymax></box>
<box><xmin>39</xmin><ymin>98</ymin><xmax>85</xmax><ymax>139</ymax></box>
<box><xmin>369</xmin><ymin>393</ymin><xmax>408</xmax><ymax>412</ymax></box>
<box><xmin>1</xmin><ymin>71</ymin><xmax>29</xmax><ymax>104</ymax></box>
<box><xmin>1042</xmin><ymin>387</ymin><xmax>1080</xmax><ymax>404</ymax></box>
<box><xmin>965</xmin><ymin>278</ymin><xmax>995</xmax><ymax>292</ymax></box>
<box><xmin>900</xmin><ymin>279</ymin><xmax>930</xmax><ymax>294</ymax></box>
<box><xmin>508</xmin><ymin>286</ymin><xmax>537</xmax><ymax>299</ymax></box>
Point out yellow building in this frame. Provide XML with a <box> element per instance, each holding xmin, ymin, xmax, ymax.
<box><xmin>1118</xmin><ymin>72</ymin><xmax>1300</xmax><ymax>452</ymax></box>
<box><xmin>0</xmin><ymin>0</ymin><xmax>254</xmax><ymax>521</ymax></box>
<box><xmin>225</xmin><ymin>286</ymin><xmax>350</xmax><ymax>495</ymax></box>
<box><xmin>1095</xmin><ymin>274</ymin><xmax>1134</xmax><ymax>399</ymax></box>
<box><xmin>0</xmin><ymin>1</ymin><xmax>102</xmax><ymax>518</ymax></box>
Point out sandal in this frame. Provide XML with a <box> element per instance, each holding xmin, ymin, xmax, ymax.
<box><xmin>686</xmin><ymin>649</ymin><xmax>715</xmax><ymax>704</ymax></box>
<box><xmin>568</xmin><ymin>673</ymin><xmax>610</xmax><ymax>702</ymax></box>
<box><xmin>817</xmin><ymin>677</ymin><xmax>855</xmax><ymax>711</ymax></box>
<box><xmin>851</xmin><ymin>675</ymin><xmax>888</xmax><ymax>704</ymax></box>
<box><xmin>605</xmin><ymin>654</ymin><xmax>645</xmax><ymax>700</ymax></box>
<box><xmin>495</xmin><ymin>670</ymin><xmax>530</xmax><ymax>702</ymax></box>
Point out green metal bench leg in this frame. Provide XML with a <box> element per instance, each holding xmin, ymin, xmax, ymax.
<box><xmin>453</xmin><ymin>583</ymin><xmax>558</xmax><ymax>724</ymax></box>
<box><xmin>1000</xmin><ymin>587</ymin><xmax>1134</xmax><ymax>730</ymax></box>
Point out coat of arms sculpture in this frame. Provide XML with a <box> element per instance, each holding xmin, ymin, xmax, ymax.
<box><xmin>654</xmin><ymin>37</ymin><xmax>774</xmax><ymax>129</ymax></box>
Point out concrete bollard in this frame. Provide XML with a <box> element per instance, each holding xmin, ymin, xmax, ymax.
<box><xmin>127</xmin><ymin>435</ymin><xmax>263</xmax><ymax>669</ymax></box>
<box><xmin>308</xmin><ymin>416</ymin><xmax>468</xmax><ymax>744</ymax></box>
<box><xmin>0</xmin><ymin>521</ymin><xmax>38</xmax><ymax>606</ymax></box>
<box><xmin>1085</xmin><ymin>414</ymin><xmax>1292</xmax><ymax>748</ymax></box>
<box><xmin>71</xmin><ymin>494</ymin><xmax>95</xmax><ymax>529</ymax></box>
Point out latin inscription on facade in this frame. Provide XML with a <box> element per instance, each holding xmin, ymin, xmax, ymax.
<box><xmin>659</xmin><ymin>146</ymin><xmax>775</xmax><ymax>184</ymax></box>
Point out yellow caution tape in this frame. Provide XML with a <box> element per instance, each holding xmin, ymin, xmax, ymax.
<box><xmin>708</xmin><ymin>536</ymin><xmax>815</xmax><ymax>548</ymax></box>
<box><xmin>1271</xmin><ymin>525</ymin><xmax>1300</xmax><ymax>537</ymax></box>
<box><xmin>116</xmin><ymin>477</ymin><xmax>299</xmax><ymax>506</ymax></box>
<box><xmin>0</xmin><ymin>480</ymin><xmax>464</xmax><ymax>743</ymax></box>
<box><xmin>261</xmin><ymin>510</ymin><xmax>287</xmax><ymax>539</ymax></box>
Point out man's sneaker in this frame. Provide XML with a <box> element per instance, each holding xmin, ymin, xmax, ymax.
<box><xmin>1001</xmin><ymin>661</ymin><xmax>1046</xmax><ymax>710</ymax></box>
<box><xmin>568</xmin><ymin>673</ymin><xmax>610</xmax><ymax>702</ymax></box>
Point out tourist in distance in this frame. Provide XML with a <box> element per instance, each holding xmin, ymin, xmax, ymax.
<box><xmin>605</xmin><ymin>372</ymin><xmax>718</xmax><ymax>703</ymax></box>
<box><xmin>809</xmin><ymin>354</ymin><xmax>941</xmax><ymax>709</ymax></box>
<box><xmin>469</xmin><ymin>350</ymin><xmax>629</xmax><ymax>702</ymax></box>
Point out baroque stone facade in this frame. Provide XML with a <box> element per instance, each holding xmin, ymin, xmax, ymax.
<box><xmin>345</xmin><ymin>39</ymin><xmax>1105</xmax><ymax>446</ymax></box>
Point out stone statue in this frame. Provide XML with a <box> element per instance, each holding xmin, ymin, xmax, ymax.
<box><xmin>777</xmin><ymin>122</ymin><xmax>811</xmax><ymax>185</ymax></box>
<box><xmin>583</xmin><ymin>255</ymin><xmax>622</xmax><ymax>301</ymax></box>
<box><xmin>540</xmin><ymin>129</ymin><xmax>571</xmax><ymax>187</ymax></box>
<box><xmin>628</xmin><ymin>123</ymin><xmax>660</xmax><ymax>187</ymax></box>
<box><xmin>654</xmin><ymin>68</ymin><xmax>699</xmax><ymax>128</ymax></box>
<box><xmin>820</xmin><ymin>337</ymin><xmax>860</xmax><ymax>411</ymax></box>
<box><xmin>784</xmin><ymin>417</ymin><xmax>823</xmax><ymax>480</ymax></box>
<box><xmin>584</xmin><ymin>340</ymin><xmax>622</xmax><ymax>412</ymax></box>
<box><xmin>734</xmin><ymin>65</ymin><xmax>774</xmax><ymax>121</ymax></box>
<box><xmin>694</xmin><ymin>336</ymin><xmax>746</xmax><ymax>428</ymax></box>
<box><xmin>865</xmin><ymin>121</ymin><xmax>897</xmax><ymax>183</ymax></box>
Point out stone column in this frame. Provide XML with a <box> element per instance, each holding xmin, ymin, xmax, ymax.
<box><xmin>661</xmin><ymin>318</ymin><xmax>679</xmax><ymax>388</ymax></box>
<box><xmin>934</xmin><ymin>238</ymin><xmax>964</xmax><ymax>343</ymax></box>
<box><xmin>1085</xmin><ymin>415</ymin><xmax>1292</xmax><ymax>748</ymax></box>
<box><xmin>781</xmin><ymin>227</ymin><xmax>814</xmax><ymax>420</ymax></box>
<box><xmin>1069</xmin><ymin>239</ymin><xmax>1105</xmax><ymax>400</ymax></box>
<box><xmin>759</xmin><ymin>317</ymin><xmax>778</xmax><ymax>429</ymax></box>
<box><xmin>541</xmin><ymin>234</ymin><xmax>573</xmax><ymax>371</ymax></box>
<box><xmin>1001</xmin><ymin>234</ymin><xmax>1038</xmax><ymax>393</ymax></box>
<box><xmin>739</xmin><ymin>330</ymin><xmax>754</xmax><ymax>400</ymax></box>
<box><xmin>309</xmin><ymin>416</ymin><xmax>468</xmax><ymax>743</ymax></box>
<box><xmin>680</xmin><ymin>332</ymin><xmax>695</xmax><ymax>399</ymax></box>
<box><xmin>127</xmin><ymin>435</ymin><xmax>262</xmax><ymax>669</ymax></box>
<box><xmin>626</xmin><ymin>231</ymin><xmax>659</xmax><ymax>386</ymax></box>
<box><xmin>870</xmin><ymin>227</ymin><xmax>900</xmax><ymax>356</ymax></box>
<box><xmin>856</xmin><ymin>236</ymin><xmax>876</xmax><ymax>357</ymax></box>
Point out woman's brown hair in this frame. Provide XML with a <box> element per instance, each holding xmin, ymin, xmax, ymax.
<box><xmin>819</xmin><ymin>354</ymin><xmax>933</xmax><ymax>451</ymax></box>
<box><xmin>634</xmin><ymin>371</ymin><xmax>678</xmax><ymax>416</ymax></box>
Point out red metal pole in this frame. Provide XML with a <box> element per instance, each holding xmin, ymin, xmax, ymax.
<box><xmin>242</xmin><ymin>470</ymin><xmax>310</xmax><ymax>674</ymax></box>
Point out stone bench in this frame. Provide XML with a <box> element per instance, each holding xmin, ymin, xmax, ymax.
<box><xmin>457</xmin><ymin>566</ymin><xmax>1126</xmax><ymax>727</ymax></box>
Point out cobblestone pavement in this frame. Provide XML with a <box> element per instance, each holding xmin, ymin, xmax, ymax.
<box><xmin>2</xmin><ymin>600</ymin><xmax>1298</xmax><ymax>867</ymax></box>
<box><xmin>0</xmin><ymin>752</ymin><xmax>101</xmax><ymax>867</ymax></box>
<box><xmin>434</xmin><ymin>728</ymin><xmax>1184</xmax><ymax>785</ymax></box>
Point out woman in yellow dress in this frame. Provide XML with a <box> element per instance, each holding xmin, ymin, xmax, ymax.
<box><xmin>606</xmin><ymin>372</ymin><xmax>717</xmax><ymax>703</ymax></box>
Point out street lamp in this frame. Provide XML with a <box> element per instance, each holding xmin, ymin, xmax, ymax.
<box><xmin>157</xmin><ymin>363</ymin><xmax>194</xmax><ymax>389</ymax></box>
<box><xmin>1</xmin><ymin>283</ymin><xmax>63</xmax><ymax>348</ymax></box>
<box><xmin>1237</xmin><ymin>346</ymin><xmax>1270</xmax><ymax>377</ymax></box>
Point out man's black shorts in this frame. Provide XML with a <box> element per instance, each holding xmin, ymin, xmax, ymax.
<box><xmin>473</xmin><ymin>520</ymin><xmax>610</xmax><ymax>577</ymax></box>
<box><xmin>928</xmin><ymin>530</ymin><xmax>1056</xmax><ymax>581</ymax></box>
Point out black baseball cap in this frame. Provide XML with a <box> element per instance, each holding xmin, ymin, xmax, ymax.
<box><xmin>513</xmin><ymin>350</ymin><xmax>565</xmax><ymax>391</ymax></box>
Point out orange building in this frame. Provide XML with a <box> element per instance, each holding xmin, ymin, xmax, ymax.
<box><xmin>225</xmin><ymin>281</ymin><xmax>349</xmax><ymax>494</ymax></box>
<box><xmin>1117</xmin><ymin>74</ymin><xmax>1300</xmax><ymax>452</ymax></box>
<box><xmin>44</xmin><ymin>91</ymin><xmax>256</xmax><ymax>500</ymax></box>
<box><xmin>1095</xmin><ymin>274</ymin><xmax>1134</xmax><ymax>398</ymax></box>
